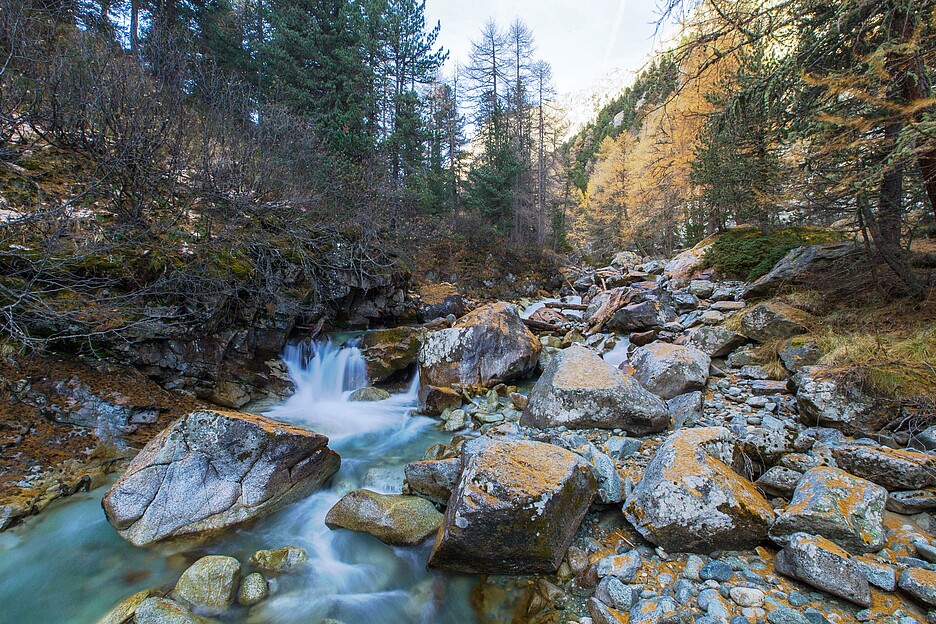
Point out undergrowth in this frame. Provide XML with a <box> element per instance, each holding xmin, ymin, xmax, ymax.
<box><xmin>704</xmin><ymin>226</ymin><xmax>845</xmax><ymax>280</ymax></box>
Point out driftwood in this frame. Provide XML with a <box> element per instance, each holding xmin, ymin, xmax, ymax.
<box><xmin>544</xmin><ymin>302</ymin><xmax>589</xmax><ymax>311</ymax></box>
<box><xmin>585</xmin><ymin>289</ymin><xmax>634</xmax><ymax>335</ymax></box>
<box><xmin>522</xmin><ymin>318</ymin><xmax>562</xmax><ymax>332</ymax></box>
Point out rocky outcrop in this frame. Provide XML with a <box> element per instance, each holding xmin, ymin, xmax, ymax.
<box><xmin>774</xmin><ymin>533</ymin><xmax>872</xmax><ymax>607</ymax></box>
<box><xmin>623</xmin><ymin>427</ymin><xmax>774</xmax><ymax>553</ymax></box>
<box><xmin>428</xmin><ymin>438</ymin><xmax>596</xmax><ymax>574</ymax></box>
<box><xmin>418</xmin><ymin>302</ymin><xmax>540</xmax><ymax>389</ymax></box>
<box><xmin>416</xmin><ymin>283</ymin><xmax>465</xmax><ymax>322</ymax></box>
<box><xmin>663</xmin><ymin>238</ymin><xmax>715</xmax><ymax>286</ymax></box>
<box><xmin>358</xmin><ymin>327</ymin><xmax>424</xmax><ymax>383</ymax></box>
<box><xmin>791</xmin><ymin>367</ymin><xmax>884</xmax><ymax>435</ymax></box>
<box><xmin>743</xmin><ymin>243</ymin><xmax>858</xmax><ymax>299</ymax></box>
<box><xmin>521</xmin><ymin>345</ymin><xmax>670</xmax><ymax>435</ymax></box>
<box><xmin>102</xmin><ymin>410</ymin><xmax>340</xmax><ymax>546</ymax></box>
<box><xmin>739</xmin><ymin>302</ymin><xmax>811</xmax><ymax>343</ymax></box>
<box><xmin>630</xmin><ymin>342</ymin><xmax>711</xmax><ymax>400</ymax></box>
<box><xmin>769</xmin><ymin>466</ymin><xmax>887</xmax><ymax>554</ymax></box>
<box><xmin>325</xmin><ymin>489</ymin><xmax>443</xmax><ymax>546</ymax></box>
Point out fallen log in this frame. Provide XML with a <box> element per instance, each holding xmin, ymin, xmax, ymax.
<box><xmin>522</xmin><ymin>318</ymin><xmax>563</xmax><ymax>332</ymax></box>
<box><xmin>544</xmin><ymin>302</ymin><xmax>589</xmax><ymax>311</ymax></box>
<box><xmin>585</xmin><ymin>289</ymin><xmax>634</xmax><ymax>336</ymax></box>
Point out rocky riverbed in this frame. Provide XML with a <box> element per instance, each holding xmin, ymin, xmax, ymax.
<box><xmin>2</xmin><ymin>238</ymin><xmax>935</xmax><ymax>624</ymax></box>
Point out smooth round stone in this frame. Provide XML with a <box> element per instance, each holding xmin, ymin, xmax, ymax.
<box><xmin>742</xmin><ymin>607</ymin><xmax>766</xmax><ymax>618</ymax></box>
<box><xmin>730</xmin><ymin>586</ymin><xmax>765</xmax><ymax>608</ymax></box>
<box><xmin>698</xmin><ymin>588</ymin><xmax>720</xmax><ymax>611</ymax></box>
<box><xmin>237</xmin><ymin>572</ymin><xmax>269</xmax><ymax>607</ymax></box>
<box><xmin>700</xmin><ymin>561</ymin><xmax>734</xmax><ymax>582</ymax></box>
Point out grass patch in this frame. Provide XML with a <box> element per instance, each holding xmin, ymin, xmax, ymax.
<box><xmin>704</xmin><ymin>226</ymin><xmax>845</xmax><ymax>281</ymax></box>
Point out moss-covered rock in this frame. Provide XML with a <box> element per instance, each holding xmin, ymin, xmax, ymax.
<box><xmin>325</xmin><ymin>489</ymin><xmax>443</xmax><ymax>546</ymax></box>
<box><xmin>358</xmin><ymin>327</ymin><xmax>424</xmax><ymax>383</ymax></box>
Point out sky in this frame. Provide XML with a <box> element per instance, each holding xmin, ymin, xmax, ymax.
<box><xmin>423</xmin><ymin>0</ymin><xmax>670</xmax><ymax>96</ymax></box>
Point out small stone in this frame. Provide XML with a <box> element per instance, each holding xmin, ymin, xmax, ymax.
<box><xmin>348</xmin><ymin>387</ymin><xmax>391</xmax><ymax>402</ymax></box>
<box><xmin>787</xmin><ymin>591</ymin><xmax>809</xmax><ymax>607</ymax></box>
<box><xmin>133</xmin><ymin>597</ymin><xmax>203</xmax><ymax>624</ymax></box>
<box><xmin>767</xmin><ymin>607</ymin><xmax>812</xmax><ymax>624</ymax></box>
<box><xmin>730</xmin><ymin>587</ymin><xmax>765</xmax><ymax>607</ymax></box>
<box><xmin>594</xmin><ymin>576</ymin><xmax>639</xmax><ymax>611</ymax></box>
<box><xmin>171</xmin><ymin>555</ymin><xmax>241</xmax><ymax>611</ymax></box>
<box><xmin>698</xmin><ymin>588</ymin><xmax>720</xmax><ymax>611</ymax></box>
<box><xmin>237</xmin><ymin>572</ymin><xmax>268</xmax><ymax>607</ymax></box>
<box><xmin>250</xmin><ymin>546</ymin><xmax>309</xmax><ymax>573</ymax></box>
<box><xmin>700</xmin><ymin>561</ymin><xmax>734</xmax><ymax>582</ymax></box>
<box><xmin>596</xmin><ymin>550</ymin><xmax>642</xmax><ymax>583</ymax></box>
<box><xmin>682</xmin><ymin>554</ymin><xmax>705</xmax><ymax>581</ymax></box>
<box><xmin>629</xmin><ymin>595</ymin><xmax>678</xmax><ymax>624</ymax></box>
<box><xmin>899</xmin><ymin>567</ymin><xmax>936</xmax><ymax>607</ymax></box>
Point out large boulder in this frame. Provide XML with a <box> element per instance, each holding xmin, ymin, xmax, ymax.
<box><xmin>791</xmin><ymin>367</ymin><xmax>883</xmax><ymax>435</ymax></box>
<box><xmin>743</xmin><ymin>242</ymin><xmax>858</xmax><ymax>299</ymax></box>
<box><xmin>103</xmin><ymin>410</ymin><xmax>340</xmax><ymax>546</ymax></box>
<box><xmin>683</xmin><ymin>326</ymin><xmax>746</xmax><ymax>358</ymax></box>
<box><xmin>325</xmin><ymin>489</ymin><xmax>443</xmax><ymax>546</ymax></box>
<box><xmin>739</xmin><ymin>302</ymin><xmax>811</xmax><ymax>343</ymax></box>
<box><xmin>630</xmin><ymin>342</ymin><xmax>711</xmax><ymax>400</ymax></box>
<box><xmin>774</xmin><ymin>533</ymin><xmax>872</xmax><ymax>607</ymax></box>
<box><xmin>358</xmin><ymin>327</ymin><xmax>423</xmax><ymax>383</ymax></box>
<box><xmin>521</xmin><ymin>345</ymin><xmax>670</xmax><ymax>435</ymax></box>
<box><xmin>831</xmin><ymin>444</ymin><xmax>936</xmax><ymax>491</ymax></box>
<box><xmin>664</xmin><ymin>238</ymin><xmax>716</xmax><ymax>286</ymax></box>
<box><xmin>769</xmin><ymin>466</ymin><xmax>887</xmax><ymax>554</ymax></box>
<box><xmin>418</xmin><ymin>302</ymin><xmax>540</xmax><ymax>388</ymax></box>
<box><xmin>606</xmin><ymin>301</ymin><xmax>676</xmax><ymax>333</ymax></box>
<box><xmin>623</xmin><ymin>427</ymin><xmax>775</xmax><ymax>554</ymax></box>
<box><xmin>428</xmin><ymin>438</ymin><xmax>597</xmax><ymax>574</ymax></box>
<box><xmin>417</xmin><ymin>283</ymin><xmax>465</xmax><ymax>322</ymax></box>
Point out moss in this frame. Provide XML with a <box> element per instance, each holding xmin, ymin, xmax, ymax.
<box><xmin>703</xmin><ymin>226</ymin><xmax>845</xmax><ymax>280</ymax></box>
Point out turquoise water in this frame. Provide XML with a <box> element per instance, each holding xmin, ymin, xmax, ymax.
<box><xmin>0</xmin><ymin>340</ymin><xmax>477</xmax><ymax>623</ymax></box>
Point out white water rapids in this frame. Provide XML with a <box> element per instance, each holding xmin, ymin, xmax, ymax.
<box><xmin>0</xmin><ymin>339</ymin><xmax>476</xmax><ymax>623</ymax></box>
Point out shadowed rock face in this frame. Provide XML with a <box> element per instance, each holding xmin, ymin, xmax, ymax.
<box><xmin>521</xmin><ymin>344</ymin><xmax>670</xmax><ymax>435</ymax></box>
<box><xmin>102</xmin><ymin>410</ymin><xmax>340</xmax><ymax>546</ymax></box>
<box><xmin>428</xmin><ymin>438</ymin><xmax>596</xmax><ymax>574</ymax></box>
<box><xmin>418</xmin><ymin>302</ymin><xmax>541</xmax><ymax>388</ymax></box>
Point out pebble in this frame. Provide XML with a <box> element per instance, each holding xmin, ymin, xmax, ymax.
<box><xmin>700</xmin><ymin>561</ymin><xmax>734</xmax><ymax>582</ymax></box>
<box><xmin>673</xmin><ymin>579</ymin><xmax>695</xmax><ymax>605</ymax></box>
<box><xmin>788</xmin><ymin>591</ymin><xmax>809</xmax><ymax>606</ymax></box>
<box><xmin>768</xmin><ymin>607</ymin><xmax>812</xmax><ymax>624</ymax></box>
<box><xmin>682</xmin><ymin>554</ymin><xmax>705</xmax><ymax>581</ymax></box>
<box><xmin>698</xmin><ymin>588</ymin><xmax>720</xmax><ymax>611</ymax></box>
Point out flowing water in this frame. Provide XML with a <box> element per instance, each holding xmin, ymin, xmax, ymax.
<box><xmin>0</xmin><ymin>339</ymin><xmax>478</xmax><ymax>624</ymax></box>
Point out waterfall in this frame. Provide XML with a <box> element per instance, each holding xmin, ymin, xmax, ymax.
<box><xmin>281</xmin><ymin>338</ymin><xmax>369</xmax><ymax>402</ymax></box>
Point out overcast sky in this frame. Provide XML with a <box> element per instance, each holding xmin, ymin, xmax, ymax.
<box><xmin>423</xmin><ymin>0</ymin><xmax>669</xmax><ymax>96</ymax></box>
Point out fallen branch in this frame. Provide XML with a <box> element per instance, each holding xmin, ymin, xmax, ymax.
<box><xmin>522</xmin><ymin>318</ymin><xmax>563</xmax><ymax>332</ymax></box>
<box><xmin>585</xmin><ymin>289</ymin><xmax>634</xmax><ymax>336</ymax></box>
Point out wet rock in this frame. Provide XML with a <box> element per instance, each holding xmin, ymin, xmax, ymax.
<box><xmin>740</xmin><ymin>303</ymin><xmax>811</xmax><ymax>343</ymax></box>
<box><xmin>898</xmin><ymin>567</ymin><xmax>936</xmax><ymax>607</ymax></box>
<box><xmin>210</xmin><ymin>381</ymin><xmax>251</xmax><ymax>409</ymax></box>
<box><xmin>630</xmin><ymin>342</ymin><xmax>711</xmax><ymax>400</ymax></box>
<box><xmin>597</xmin><ymin>550</ymin><xmax>642</xmax><ymax>582</ymax></box>
<box><xmin>325</xmin><ymin>489</ymin><xmax>443</xmax><ymax>546</ymax></box>
<box><xmin>623</xmin><ymin>427</ymin><xmax>775</xmax><ymax>554</ymax></box>
<box><xmin>249</xmin><ymin>546</ymin><xmax>309</xmax><ymax>573</ymax></box>
<box><xmin>743</xmin><ymin>243</ymin><xmax>858</xmax><ymax>299</ymax></box>
<box><xmin>134</xmin><ymin>597</ymin><xmax>204</xmax><ymax>624</ymax></box>
<box><xmin>684</xmin><ymin>326</ymin><xmax>746</xmax><ymax>358</ymax></box>
<box><xmin>791</xmin><ymin>367</ymin><xmax>882</xmax><ymax>435</ymax></box>
<box><xmin>358</xmin><ymin>326</ymin><xmax>423</xmax><ymax>383</ymax></box>
<box><xmin>756</xmin><ymin>467</ymin><xmax>802</xmax><ymax>499</ymax></box>
<box><xmin>888</xmin><ymin>490</ymin><xmax>936</xmax><ymax>514</ymax></box>
<box><xmin>237</xmin><ymin>572</ymin><xmax>268</xmax><ymax>607</ymax></box>
<box><xmin>428</xmin><ymin>438</ymin><xmax>597</xmax><ymax>574</ymax></box>
<box><xmin>831</xmin><ymin>444</ymin><xmax>936</xmax><ymax>491</ymax></box>
<box><xmin>348</xmin><ymin>387</ymin><xmax>391</xmax><ymax>402</ymax></box>
<box><xmin>770</xmin><ymin>466</ymin><xmax>886</xmax><ymax>554</ymax></box>
<box><xmin>418</xmin><ymin>302</ymin><xmax>540</xmax><ymax>388</ymax></box>
<box><xmin>774</xmin><ymin>533</ymin><xmax>872</xmax><ymax>607</ymax></box>
<box><xmin>630</xmin><ymin>595</ymin><xmax>678</xmax><ymax>624</ymax></box>
<box><xmin>417</xmin><ymin>385</ymin><xmax>461</xmax><ymax>415</ymax></box>
<box><xmin>103</xmin><ymin>410</ymin><xmax>341</xmax><ymax>546</ymax></box>
<box><xmin>521</xmin><ymin>345</ymin><xmax>670</xmax><ymax>435</ymax></box>
<box><xmin>172</xmin><ymin>555</ymin><xmax>242</xmax><ymax>611</ymax></box>
<box><xmin>667</xmin><ymin>391</ymin><xmax>703</xmax><ymax>430</ymax></box>
<box><xmin>96</xmin><ymin>589</ymin><xmax>158</xmax><ymax>624</ymax></box>
<box><xmin>404</xmin><ymin>457</ymin><xmax>461</xmax><ymax>505</ymax></box>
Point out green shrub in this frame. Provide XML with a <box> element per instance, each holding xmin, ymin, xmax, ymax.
<box><xmin>703</xmin><ymin>226</ymin><xmax>844</xmax><ymax>280</ymax></box>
